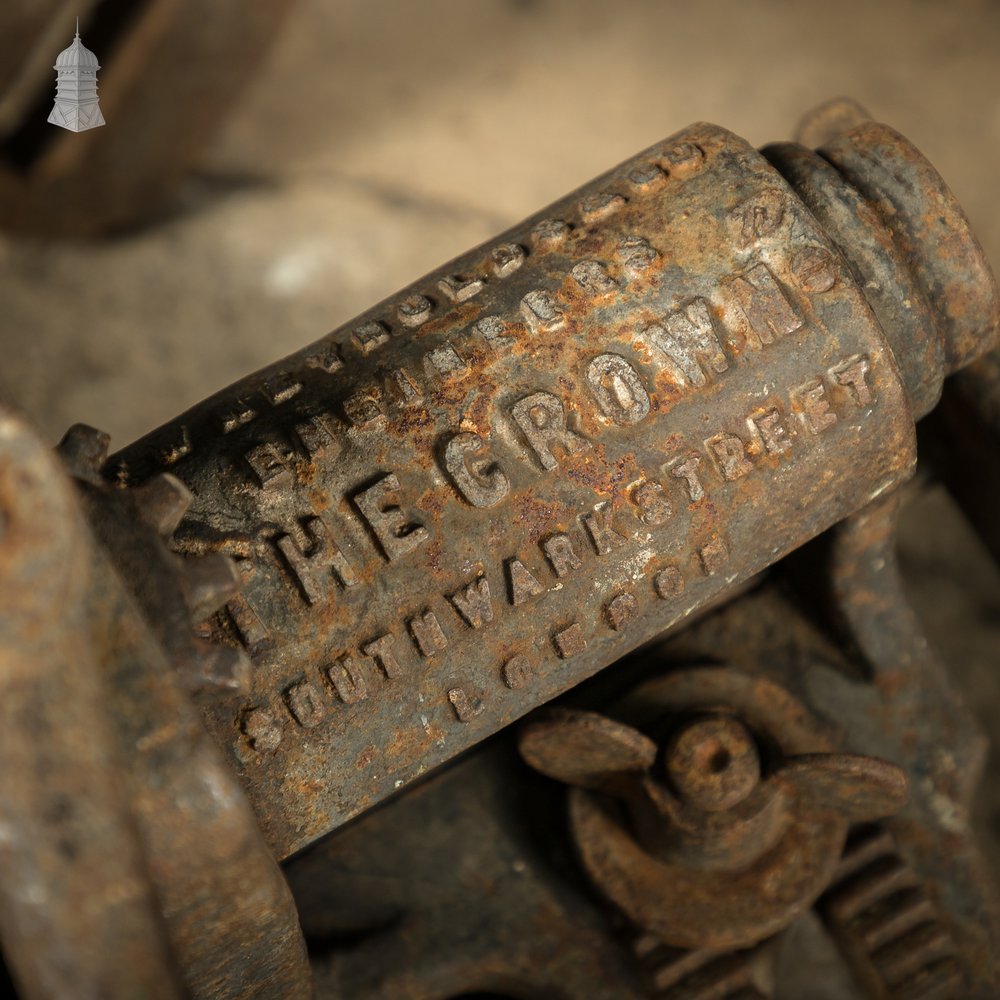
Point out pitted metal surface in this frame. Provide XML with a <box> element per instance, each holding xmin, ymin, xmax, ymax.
<box><xmin>109</xmin><ymin>118</ymin><xmax>991</xmax><ymax>859</ymax></box>
<box><xmin>1</xmin><ymin>103</ymin><xmax>999</xmax><ymax>998</ymax></box>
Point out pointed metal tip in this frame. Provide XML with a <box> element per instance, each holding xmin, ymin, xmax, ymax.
<box><xmin>56</xmin><ymin>423</ymin><xmax>110</xmax><ymax>484</ymax></box>
<box><xmin>183</xmin><ymin>643</ymin><xmax>251</xmax><ymax>703</ymax></box>
<box><xmin>131</xmin><ymin>472</ymin><xmax>193</xmax><ymax>536</ymax></box>
<box><xmin>179</xmin><ymin>553</ymin><xmax>242</xmax><ymax>622</ymax></box>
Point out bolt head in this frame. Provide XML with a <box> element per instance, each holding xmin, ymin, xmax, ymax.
<box><xmin>664</xmin><ymin>715</ymin><xmax>760</xmax><ymax>811</ymax></box>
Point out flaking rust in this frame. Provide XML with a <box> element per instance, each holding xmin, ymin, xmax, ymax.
<box><xmin>109</xmin><ymin>117</ymin><xmax>998</xmax><ymax>860</ymax></box>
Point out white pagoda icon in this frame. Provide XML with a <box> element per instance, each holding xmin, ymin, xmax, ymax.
<box><xmin>48</xmin><ymin>19</ymin><xmax>105</xmax><ymax>132</ymax></box>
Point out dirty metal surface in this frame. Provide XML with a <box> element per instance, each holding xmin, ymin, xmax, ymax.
<box><xmin>287</xmin><ymin>501</ymin><xmax>998</xmax><ymax>997</ymax></box>
<box><xmin>0</xmin><ymin>413</ymin><xmax>312</xmax><ymax>1000</ymax></box>
<box><xmin>2</xmin><ymin>103</ymin><xmax>999</xmax><ymax>998</ymax></box>
<box><xmin>293</xmin><ymin>740</ymin><xmax>652</xmax><ymax>1000</ymax></box>
<box><xmin>109</xmin><ymin>118</ymin><xmax>996</xmax><ymax>860</ymax></box>
<box><xmin>669</xmin><ymin>494</ymin><xmax>1000</xmax><ymax>995</ymax></box>
<box><xmin>521</xmin><ymin>673</ymin><xmax>907</xmax><ymax>951</ymax></box>
<box><xmin>0</xmin><ymin>412</ymin><xmax>182</xmax><ymax>1000</ymax></box>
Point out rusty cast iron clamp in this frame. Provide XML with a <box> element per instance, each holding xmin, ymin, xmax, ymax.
<box><xmin>104</xmin><ymin>115</ymin><xmax>999</xmax><ymax>861</ymax></box>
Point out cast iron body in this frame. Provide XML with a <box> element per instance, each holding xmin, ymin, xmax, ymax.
<box><xmin>112</xmin><ymin>115</ymin><xmax>996</xmax><ymax>860</ymax></box>
<box><xmin>0</xmin><ymin>105</ymin><xmax>998</xmax><ymax>998</ymax></box>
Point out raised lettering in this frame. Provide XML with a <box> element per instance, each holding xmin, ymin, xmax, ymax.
<box><xmin>832</xmin><ymin>355</ymin><xmax>872</xmax><ymax>407</ymax></box>
<box><xmin>583</xmin><ymin>503</ymin><xmax>628</xmax><ymax>555</ymax></box>
<box><xmin>553</xmin><ymin>623</ymin><xmax>587</xmax><ymax>658</ymax></box>
<box><xmin>699</xmin><ymin>537</ymin><xmax>729</xmax><ymax>575</ymax></box>
<box><xmin>580</xmin><ymin>191</ymin><xmax>626</xmax><ymax>221</ymax></box>
<box><xmin>790</xmin><ymin>245</ymin><xmax>837</xmax><ymax>293</ymax></box>
<box><xmin>626</xmin><ymin>165</ymin><xmax>666</xmax><ymax>191</ymax></box>
<box><xmin>617</xmin><ymin>235</ymin><xmax>660</xmax><ymax>278</ymax></box>
<box><xmin>227</xmin><ymin>590</ymin><xmax>271</xmax><ymax>655</ymax></box>
<box><xmin>521</xmin><ymin>290</ymin><xmax>564</xmax><ymax>333</ymax></box>
<box><xmin>363</xmin><ymin>634</ymin><xmax>402</xmax><ymax>679</ymax></box>
<box><xmin>506</xmin><ymin>558</ymin><xmax>545</xmax><ymax>605</ymax></box>
<box><xmin>425</xmin><ymin>343</ymin><xmax>468</xmax><ymax>379</ymax></box>
<box><xmin>502</xmin><ymin>655</ymin><xmax>533</xmax><ymax>689</ymax></box>
<box><xmin>647</xmin><ymin>298</ymin><xmax>728</xmax><ymax>388</ymax></box>
<box><xmin>242</xmin><ymin>708</ymin><xmax>282</xmax><ymax>753</ymax></box>
<box><xmin>353</xmin><ymin>320</ymin><xmax>390</xmax><ymax>354</ymax></box>
<box><xmin>605</xmin><ymin>592</ymin><xmax>639</xmax><ymax>631</ymax></box>
<box><xmin>398</xmin><ymin>294</ymin><xmax>433</xmax><ymax>328</ymax></box>
<box><xmin>653</xmin><ymin>565</ymin><xmax>685</xmax><ymax>598</ymax></box>
<box><xmin>449</xmin><ymin>576</ymin><xmax>494</xmax><ymax>629</ymax></box>
<box><xmin>293</xmin><ymin>412</ymin><xmax>341</xmax><ymax>459</ymax></box>
<box><xmin>221</xmin><ymin>399</ymin><xmax>256</xmax><ymax>434</ymax></box>
<box><xmin>158</xmin><ymin>426</ymin><xmax>191</xmax><ymax>465</ymax></box>
<box><xmin>385</xmin><ymin>367</ymin><xmax>422</xmax><ymax>405</ymax></box>
<box><xmin>245</xmin><ymin>443</ymin><xmax>292</xmax><ymax>490</ymax></box>
<box><xmin>587</xmin><ymin>354</ymin><xmax>651</xmax><ymax>425</ymax></box>
<box><xmin>706</xmin><ymin>432</ymin><xmax>753</xmax><ymax>481</ymax></box>
<box><xmin>792</xmin><ymin>379</ymin><xmax>838</xmax><ymax>434</ymax></box>
<box><xmin>343</xmin><ymin>388</ymin><xmax>383</xmax><ymax>427</ymax></box>
<box><xmin>409</xmin><ymin>610</ymin><xmax>448</xmax><ymax>657</ymax></box>
<box><xmin>438</xmin><ymin>274</ymin><xmax>485</xmax><ymax>302</ymax></box>
<box><xmin>748</xmin><ymin>407</ymin><xmax>790</xmax><ymax>455</ymax></box>
<box><xmin>443</xmin><ymin>432</ymin><xmax>510</xmax><ymax>508</ymax></box>
<box><xmin>306</xmin><ymin>342</ymin><xmax>344</xmax><ymax>374</ymax></box>
<box><xmin>632</xmin><ymin>480</ymin><xmax>671</xmax><ymax>526</ymax></box>
<box><xmin>571</xmin><ymin>260</ymin><xmax>617</xmax><ymax>296</ymax></box>
<box><xmin>327</xmin><ymin>656</ymin><xmax>368</xmax><ymax>704</ymax></box>
<box><xmin>730</xmin><ymin>190</ymin><xmax>785</xmax><ymax>246</ymax></box>
<box><xmin>531</xmin><ymin>219</ymin><xmax>570</xmax><ymax>247</ymax></box>
<box><xmin>285</xmin><ymin>680</ymin><xmax>326</xmax><ymax>728</ymax></box>
<box><xmin>475</xmin><ymin>315</ymin><xmax>515</xmax><ymax>352</ymax></box>
<box><xmin>448</xmin><ymin>687</ymin><xmax>484</xmax><ymax>722</ymax></box>
<box><xmin>491</xmin><ymin>243</ymin><xmax>526</xmax><ymax>278</ymax></box>
<box><xmin>354</xmin><ymin>473</ymin><xmax>429</xmax><ymax>561</ymax></box>
<box><xmin>262</xmin><ymin>374</ymin><xmax>302</xmax><ymax>405</ymax></box>
<box><xmin>510</xmin><ymin>391</ymin><xmax>589</xmax><ymax>470</ymax></box>
<box><xmin>543</xmin><ymin>533</ymin><xmax>582</xmax><ymax>578</ymax></box>
<box><xmin>662</xmin><ymin>141</ymin><xmax>704</xmax><ymax>176</ymax></box>
<box><xmin>726</xmin><ymin>263</ymin><xmax>802</xmax><ymax>347</ymax></box>
<box><xmin>277</xmin><ymin>517</ymin><xmax>358</xmax><ymax>604</ymax></box>
<box><xmin>668</xmin><ymin>455</ymin><xmax>706</xmax><ymax>502</ymax></box>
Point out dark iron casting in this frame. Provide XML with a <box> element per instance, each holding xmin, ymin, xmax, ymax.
<box><xmin>0</xmin><ymin>102</ymin><xmax>998</xmax><ymax>998</ymax></box>
<box><xmin>107</xmin><ymin>112</ymin><xmax>997</xmax><ymax>862</ymax></box>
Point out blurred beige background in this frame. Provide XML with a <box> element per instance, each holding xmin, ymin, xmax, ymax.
<box><xmin>1</xmin><ymin>0</ymin><xmax>999</xmax><ymax>910</ymax></box>
<box><xmin>2</xmin><ymin>0</ymin><xmax>1000</xmax><ymax>446</ymax></box>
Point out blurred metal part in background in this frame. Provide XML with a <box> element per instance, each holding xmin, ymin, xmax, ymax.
<box><xmin>0</xmin><ymin>0</ymin><xmax>295</xmax><ymax>237</ymax></box>
<box><xmin>0</xmin><ymin>95</ymin><xmax>999</xmax><ymax>999</ymax></box>
<box><xmin>0</xmin><ymin>417</ymin><xmax>312</xmax><ymax>998</ymax></box>
<box><xmin>929</xmin><ymin>347</ymin><xmax>1000</xmax><ymax>564</ymax></box>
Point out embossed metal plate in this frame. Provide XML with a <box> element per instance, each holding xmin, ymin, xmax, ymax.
<box><xmin>114</xmin><ymin>123</ymin><xmax>917</xmax><ymax>858</ymax></box>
